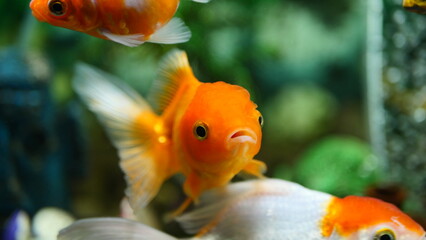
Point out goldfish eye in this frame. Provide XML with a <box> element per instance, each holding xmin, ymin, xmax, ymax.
<box><xmin>374</xmin><ymin>229</ymin><xmax>395</xmax><ymax>240</ymax></box>
<box><xmin>193</xmin><ymin>121</ymin><xmax>208</xmax><ymax>141</ymax></box>
<box><xmin>48</xmin><ymin>0</ymin><xmax>66</xmax><ymax>16</ymax></box>
<box><xmin>258</xmin><ymin>115</ymin><xmax>264</xmax><ymax>128</ymax></box>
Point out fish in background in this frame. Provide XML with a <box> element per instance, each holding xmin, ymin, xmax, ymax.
<box><xmin>29</xmin><ymin>0</ymin><xmax>210</xmax><ymax>47</ymax></box>
<box><xmin>57</xmin><ymin>178</ymin><xmax>426</xmax><ymax>240</ymax></box>
<box><xmin>73</xmin><ymin>49</ymin><xmax>266</xmax><ymax>216</ymax></box>
<box><xmin>403</xmin><ymin>0</ymin><xmax>426</xmax><ymax>14</ymax></box>
<box><xmin>2</xmin><ymin>211</ymin><xmax>30</xmax><ymax>240</ymax></box>
<box><xmin>2</xmin><ymin>208</ymin><xmax>74</xmax><ymax>240</ymax></box>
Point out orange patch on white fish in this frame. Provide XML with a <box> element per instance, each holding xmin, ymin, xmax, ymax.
<box><xmin>73</xmin><ymin>49</ymin><xmax>265</xmax><ymax>216</ymax></box>
<box><xmin>29</xmin><ymin>0</ymin><xmax>210</xmax><ymax>46</ymax></box>
<box><xmin>321</xmin><ymin>196</ymin><xmax>425</xmax><ymax>238</ymax></box>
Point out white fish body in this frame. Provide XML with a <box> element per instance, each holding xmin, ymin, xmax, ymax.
<box><xmin>57</xmin><ymin>179</ymin><xmax>425</xmax><ymax>240</ymax></box>
<box><xmin>58</xmin><ymin>179</ymin><xmax>332</xmax><ymax>240</ymax></box>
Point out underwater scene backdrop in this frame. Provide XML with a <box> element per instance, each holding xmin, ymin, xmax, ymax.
<box><xmin>1</xmin><ymin>0</ymin><xmax>426</xmax><ymax>238</ymax></box>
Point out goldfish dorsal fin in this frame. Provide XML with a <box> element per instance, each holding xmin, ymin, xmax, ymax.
<box><xmin>147</xmin><ymin>18</ymin><xmax>191</xmax><ymax>44</ymax></box>
<box><xmin>148</xmin><ymin>49</ymin><xmax>196</xmax><ymax>113</ymax></box>
<box><xmin>73</xmin><ymin>63</ymin><xmax>165</xmax><ymax>215</ymax></box>
<box><xmin>58</xmin><ymin>218</ymin><xmax>177</xmax><ymax>240</ymax></box>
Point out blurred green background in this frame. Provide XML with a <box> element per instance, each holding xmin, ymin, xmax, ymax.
<box><xmin>2</xmin><ymin>0</ymin><xmax>426</xmax><ymax>237</ymax></box>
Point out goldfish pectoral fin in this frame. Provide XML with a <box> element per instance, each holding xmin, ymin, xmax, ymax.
<box><xmin>327</xmin><ymin>228</ymin><xmax>341</xmax><ymax>240</ymax></box>
<box><xmin>242</xmin><ymin>159</ymin><xmax>267</xmax><ymax>178</ymax></box>
<box><xmin>58</xmin><ymin>218</ymin><xmax>177</xmax><ymax>240</ymax></box>
<box><xmin>73</xmin><ymin>63</ymin><xmax>163</xmax><ymax>213</ymax></box>
<box><xmin>177</xmin><ymin>180</ymin><xmax>276</xmax><ymax>235</ymax></box>
<box><xmin>176</xmin><ymin>201</ymin><xmax>225</xmax><ymax>235</ymax></box>
<box><xmin>101</xmin><ymin>30</ymin><xmax>145</xmax><ymax>47</ymax></box>
<box><xmin>148</xmin><ymin>49</ymin><xmax>198</xmax><ymax>113</ymax></box>
<box><xmin>191</xmin><ymin>0</ymin><xmax>211</xmax><ymax>3</ymax></box>
<box><xmin>147</xmin><ymin>18</ymin><xmax>191</xmax><ymax>44</ymax></box>
<box><xmin>164</xmin><ymin>198</ymin><xmax>193</xmax><ymax>222</ymax></box>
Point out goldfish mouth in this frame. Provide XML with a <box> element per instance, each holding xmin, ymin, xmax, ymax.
<box><xmin>29</xmin><ymin>2</ymin><xmax>47</xmax><ymax>22</ymax></box>
<box><xmin>227</xmin><ymin>128</ymin><xmax>257</xmax><ymax>146</ymax></box>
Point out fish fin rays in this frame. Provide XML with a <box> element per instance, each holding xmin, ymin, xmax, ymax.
<box><xmin>147</xmin><ymin>18</ymin><xmax>191</xmax><ymax>44</ymax></box>
<box><xmin>120</xmin><ymin>151</ymin><xmax>165</xmax><ymax>215</ymax></box>
<box><xmin>73</xmin><ymin>63</ymin><xmax>168</xmax><ymax>215</ymax></box>
<box><xmin>58</xmin><ymin>218</ymin><xmax>177</xmax><ymax>240</ymax></box>
<box><xmin>241</xmin><ymin>159</ymin><xmax>267</xmax><ymax>178</ymax></box>
<box><xmin>191</xmin><ymin>0</ymin><xmax>211</xmax><ymax>3</ymax></box>
<box><xmin>101</xmin><ymin>30</ymin><xmax>145</xmax><ymax>47</ymax></box>
<box><xmin>176</xmin><ymin>200</ymin><xmax>227</xmax><ymax>235</ymax></box>
<box><xmin>148</xmin><ymin>49</ymin><xmax>197</xmax><ymax>113</ymax></box>
<box><xmin>175</xmin><ymin>180</ymin><xmax>264</xmax><ymax>235</ymax></box>
<box><xmin>101</xmin><ymin>18</ymin><xmax>190</xmax><ymax>46</ymax></box>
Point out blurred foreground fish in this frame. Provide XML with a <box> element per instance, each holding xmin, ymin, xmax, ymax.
<box><xmin>29</xmin><ymin>0</ymin><xmax>209</xmax><ymax>47</ymax></box>
<box><xmin>58</xmin><ymin>179</ymin><xmax>425</xmax><ymax>240</ymax></box>
<box><xmin>73</xmin><ymin>49</ymin><xmax>265</xmax><ymax>216</ymax></box>
<box><xmin>403</xmin><ymin>0</ymin><xmax>426</xmax><ymax>14</ymax></box>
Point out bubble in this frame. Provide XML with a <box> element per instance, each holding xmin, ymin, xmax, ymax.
<box><xmin>413</xmin><ymin>108</ymin><xmax>426</xmax><ymax>123</ymax></box>
<box><xmin>387</xmin><ymin>67</ymin><xmax>402</xmax><ymax>83</ymax></box>
<box><xmin>392</xmin><ymin>10</ymin><xmax>406</xmax><ymax>25</ymax></box>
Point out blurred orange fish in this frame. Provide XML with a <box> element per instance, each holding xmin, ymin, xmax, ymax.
<box><xmin>403</xmin><ymin>0</ymin><xmax>426</xmax><ymax>14</ymax></box>
<box><xmin>73</xmin><ymin>49</ymin><xmax>266</xmax><ymax>215</ymax></box>
<box><xmin>29</xmin><ymin>0</ymin><xmax>209</xmax><ymax>47</ymax></box>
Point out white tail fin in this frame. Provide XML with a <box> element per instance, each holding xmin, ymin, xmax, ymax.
<box><xmin>58</xmin><ymin>218</ymin><xmax>177</xmax><ymax>240</ymax></box>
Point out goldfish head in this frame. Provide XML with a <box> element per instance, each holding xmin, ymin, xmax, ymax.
<box><xmin>29</xmin><ymin>0</ymin><xmax>98</xmax><ymax>32</ymax></box>
<box><xmin>324</xmin><ymin>196</ymin><xmax>425</xmax><ymax>240</ymax></box>
<box><xmin>180</xmin><ymin>82</ymin><xmax>263</xmax><ymax>173</ymax></box>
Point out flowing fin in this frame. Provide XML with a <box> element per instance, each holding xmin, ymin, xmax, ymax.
<box><xmin>175</xmin><ymin>180</ymin><xmax>268</xmax><ymax>234</ymax></box>
<box><xmin>148</xmin><ymin>49</ymin><xmax>197</xmax><ymax>113</ymax></box>
<box><xmin>191</xmin><ymin>0</ymin><xmax>211</xmax><ymax>3</ymax></box>
<box><xmin>101</xmin><ymin>30</ymin><xmax>145</xmax><ymax>47</ymax></box>
<box><xmin>58</xmin><ymin>218</ymin><xmax>177</xmax><ymax>240</ymax></box>
<box><xmin>147</xmin><ymin>18</ymin><xmax>191</xmax><ymax>44</ymax></box>
<box><xmin>73</xmin><ymin>63</ymin><xmax>167</xmax><ymax>215</ymax></box>
<box><xmin>241</xmin><ymin>159</ymin><xmax>267</xmax><ymax>178</ymax></box>
<box><xmin>164</xmin><ymin>198</ymin><xmax>193</xmax><ymax>222</ymax></box>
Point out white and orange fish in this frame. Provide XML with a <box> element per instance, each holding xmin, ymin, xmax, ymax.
<box><xmin>58</xmin><ymin>178</ymin><xmax>426</xmax><ymax>240</ymax></box>
<box><xmin>29</xmin><ymin>0</ymin><xmax>209</xmax><ymax>47</ymax></box>
<box><xmin>73</xmin><ymin>49</ymin><xmax>265</xmax><ymax>216</ymax></box>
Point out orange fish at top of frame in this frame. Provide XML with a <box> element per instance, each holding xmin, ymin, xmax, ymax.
<box><xmin>403</xmin><ymin>0</ymin><xmax>426</xmax><ymax>14</ymax></box>
<box><xmin>72</xmin><ymin>49</ymin><xmax>266</xmax><ymax>216</ymax></box>
<box><xmin>29</xmin><ymin>0</ymin><xmax>210</xmax><ymax>47</ymax></box>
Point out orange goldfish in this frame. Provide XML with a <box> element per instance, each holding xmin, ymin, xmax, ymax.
<box><xmin>58</xmin><ymin>179</ymin><xmax>426</xmax><ymax>240</ymax></box>
<box><xmin>73</xmin><ymin>49</ymin><xmax>266</xmax><ymax>216</ymax></box>
<box><xmin>403</xmin><ymin>0</ymin><xmax>426</xmax><ymax>14</ymax></box>
<box><xmin>29</xmin><ymin>0</ymin><xmax>209</xmax><ymax>47</ymax></box>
